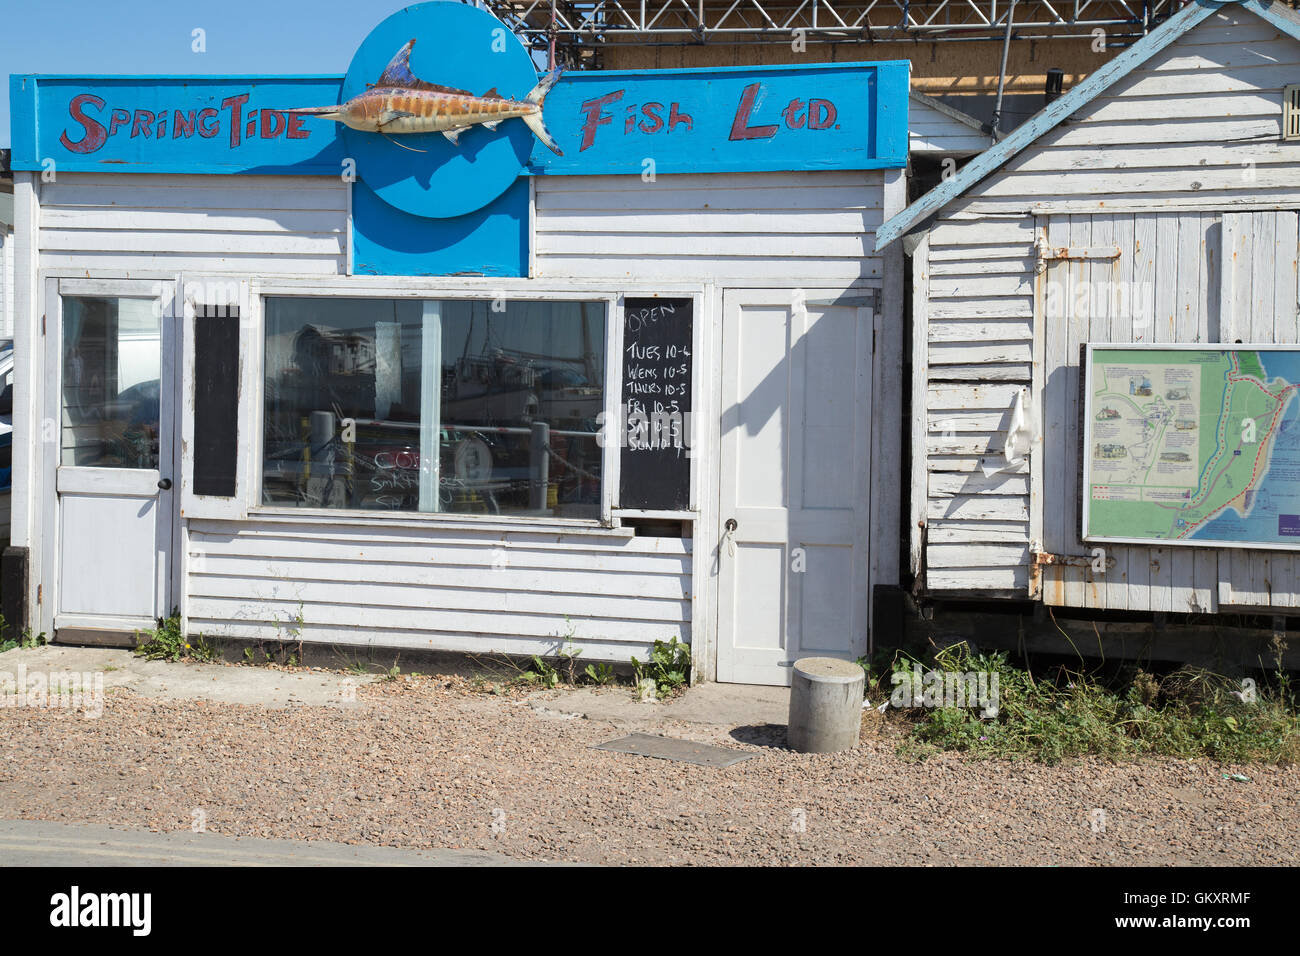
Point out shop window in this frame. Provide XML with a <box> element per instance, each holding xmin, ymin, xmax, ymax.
<box><xmin>261</xmin><ymin>297</ymin><xmax>606</xmax><ymax>518</ymax></box>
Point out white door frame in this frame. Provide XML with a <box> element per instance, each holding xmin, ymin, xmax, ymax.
<box><xmin>40</xmin><ymin>276</ymin><xmax>183</xmax><ymax>639</ymax></box>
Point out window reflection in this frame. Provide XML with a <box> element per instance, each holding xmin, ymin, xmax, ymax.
<box><xmin>262</xmin><ymin>297</ymin><xmax>606</xmax><ymax>518</ymax></box>
<box><xmin>61</xmin><ymin>296</ymin><xmax>161</xmax><ymax>469</ymax></box>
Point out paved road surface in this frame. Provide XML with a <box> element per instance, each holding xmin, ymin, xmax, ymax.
<box><xmin>0</xmin><ymin>819</ymin><xmax>544</xmax><ymax>866</ymax></box>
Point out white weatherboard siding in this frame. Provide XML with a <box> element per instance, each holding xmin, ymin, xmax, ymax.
<box><xmin>29</xmin><ymin>167</ymin><xmax>890</xmax><ymax>666</ymax></box>
<box><xmin>38</xmin><ymin>173</ymin><xmax>346</xmax><ymax>275</ymax></box>
<box><xmin>533</xmin><ymin>170</ymin><xmax>885</xmax><ymax>284</ymax></box>
<box><xmin>186</xmin><ymin>520</ymin><xmax>691</xmax><ymax>659</ymax></box>
<box><xmin>533</xmin><ymin>167</ymin><xmax>898</xmax><ymax>667</ymax></box>
<box><xmin>922</xmin><ymin>216</ymin><xmax>1035</xmax><ymax>594</ymax></box>
<box><xmin>908</xmin><ymin>94</ymin><xmax>988</xmax><ymax>156</ymax></box>
<box><xmin>916</xmin><ymin>6</ymin><xmax>1300</xmax><ymax>610</ymax></box>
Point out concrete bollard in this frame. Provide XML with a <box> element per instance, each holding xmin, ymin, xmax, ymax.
<box><xmin>787</xmin><ymin>657</ymin><xmax>865</xmax><ymax>754</ymax></box>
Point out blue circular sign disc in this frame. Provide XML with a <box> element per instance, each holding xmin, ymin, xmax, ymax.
<box><xmin>340</xmin><ymin>2</ymin><xmax>538</xmax><ymax>219</ymax></box>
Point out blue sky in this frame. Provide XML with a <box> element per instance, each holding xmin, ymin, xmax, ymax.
<box><xmin>1</xmin><ymin>0</ymin><xmax>424</xmax><ymax>148</ymax></box>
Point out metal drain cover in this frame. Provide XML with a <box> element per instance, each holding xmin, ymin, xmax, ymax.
<box><xmin>591</xmin><ymin>733</ymin><xmax>755</xmax><ymax>767</ymax></box>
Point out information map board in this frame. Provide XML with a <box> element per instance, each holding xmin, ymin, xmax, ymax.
<box><xmin>1083</xmin><ymin>345</ymin><xmax>1300</xmax><ymax>550</ymax></box>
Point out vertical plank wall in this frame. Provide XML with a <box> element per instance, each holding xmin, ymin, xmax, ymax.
<box><xmin>1040</xmin><ymin>211</ymin><xmax>1220</xmax><ymax>612</ymax></box>
<box><xmin>1039</xmin><ymin>209</ymin><xmax>1300</xmax><ymax>612</ymax></box>
<box><xmin>916</xmin><ymin>6</ymin><xmax>1300</xmax><ymax>611</ymax></box>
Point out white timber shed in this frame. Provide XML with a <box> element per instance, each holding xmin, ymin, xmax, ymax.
<box><xmin>5</xmin><ymin>35</ymin><xmax>911</xmax><ymax>687</ymax></box>
<box><xmin>907</xmin><ymin>91</ymin><xmax>989</xmax><ymax>159</ymax></box>
<box><xmin>881</xmin><ymin>0</ymin><xmax>1300</xmax><ymax>614</ymax></box>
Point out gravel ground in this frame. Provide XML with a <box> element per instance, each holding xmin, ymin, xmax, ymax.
<box><xmin>2</xmin><ymin>672</ymin><xmax>1297</xmax><ymax>866</ymax></box>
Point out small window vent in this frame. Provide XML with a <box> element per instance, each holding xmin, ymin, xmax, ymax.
<box><xmin>1284</xmin><ymin>85</ymin><xmax>1300</xmax><ymax>140</ymax></box>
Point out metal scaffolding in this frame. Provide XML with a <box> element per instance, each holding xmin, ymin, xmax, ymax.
<box><xmin>480</xmin><ymin>0</ymin><xmax>1181</xmax><ymax>62</ymax></box>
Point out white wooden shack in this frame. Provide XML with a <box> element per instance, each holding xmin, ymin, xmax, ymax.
<box><xmin>907</xmin><ymin>92</ymin><xmax>989</xmax><ymax>160</ymax></box>
<box><xmin>4</xmin><ymin>21</ymin><xmax>913</xmax><ymax>686</ymax></box>
<box><xmin>881</xmin><ymin>0</ymin><xmax>1300</xmax><ymax>616</ymax></box>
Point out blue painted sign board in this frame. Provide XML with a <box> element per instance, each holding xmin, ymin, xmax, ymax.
<box><xmin>530</xmin><ymin>61</ymin><xmax>907</xmax><ymax>175</ymax></box>
<box><xmin>7</xmin><ymin>0</ymin><xmax>907</xmax><ymax>279</ymax></box>
<box><xmin>10</xmin><ymin>63</ymin><xmax>907</xmax><ymax>179</ymax></box>
<box><xmin>8</xmin><ymin>74</ymin><xmax>349</xmax><ymax>175</ymax></box>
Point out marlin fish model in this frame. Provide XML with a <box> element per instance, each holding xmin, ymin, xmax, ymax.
<box><xmin>289</xmin><ymin>39</ymin><xmax>564</xmax><ymax>155</ymax></box>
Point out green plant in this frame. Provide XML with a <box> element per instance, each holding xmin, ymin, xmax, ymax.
<box><xmin>0</xmin><ymin>615</ymin><xmax>38</xmax><ymax>654</ymax></box>
<box><xmin>882</xmin><ymin>641</ymin><xmax>1300</xmax><ymax>765</ymax></box>
<box><xmin>131</xmin><ymin>614</ymin><xmax>216</xmax><ymax>663</ymax></box>
<box><xmin>556</xmin><ymin>617</ymin><xmax>583</xmax><ymax>684</ymax></box>
<box><xmin>381</xmin><ymin>662</ymin><xmax>402</xmax><ymax>682</ymax></box>
<box><xmin>274</xmin><ymin>603</ymin><xmax>306</xmax><ymax>664</ymax></box>
<box><xmin>856</xmin><ymin>644</ymin><xmax>926</xmax><ymax>702</ymax></box>
<box><xmin>584</xmin><ymin>662</ymin><xmax>616</xmax><ymax>685</ymax></box>
<box><xmin>185</xmin><ymin>634</ymin><xmax>220</xmax><ymax>662</ymax></box>
<box><xmin>520</xmin><ymin>655</ymin><xmax>561</xmax><ymax>688</ymax></box>
<box><xmin>631</xmin><ymin>637</ymin><xmax>691</xmax><ymax>697</ymax></box>
<box><xmin>276</xmin><ymin>602</ymin><xmax>305</xmax><ymax>640</ymax></box>
<box><xmin>134</xmin><ymin>614</ymin><xmax>187</xmax><ymax>662</ymax></box>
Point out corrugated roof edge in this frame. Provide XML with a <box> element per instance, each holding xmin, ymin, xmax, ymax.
<box><xmin>875</xmin><ymin>0</ymin><xmax>1300</xmax><ymax>251</ymax></box>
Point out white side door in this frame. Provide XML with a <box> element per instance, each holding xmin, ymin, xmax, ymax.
<box><xmin>45</xmin><ymin>278</ymin><xmax>178</xmax><ymax>640</ymax></box>
<box><xmin>716</xmin><ymin>289</ymin><xmax>874</xmax><ymax>685</ymax></box>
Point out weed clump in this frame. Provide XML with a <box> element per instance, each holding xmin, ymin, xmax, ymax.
<box><xmin>861</xmin><ymin>642</ymin><xmax>1300</xmax><ymax>765</ymax></box>
<box><xmin>134</xmin><ymin>613</ymin><xmax>218</xmax><ymax>663</ymax></box>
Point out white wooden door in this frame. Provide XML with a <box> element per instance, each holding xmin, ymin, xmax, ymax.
<box><xmin>46</xmin><ymin>279</ymin><xmax>178</xmax><ymax>639</ymax></box>
<box><xmin>716</xmin><ymin>289</ymin><xmax>873</xmax><ymax>685</ymax></box>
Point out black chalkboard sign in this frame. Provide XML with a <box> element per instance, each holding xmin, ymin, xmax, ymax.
<box><xmin>192</xmin><ymin>311</ymin><xmax>240</xmax><ymax>497</ymax></box>
<box><xmin>619</xmin><ymin>297</ymin><xmax>693</xmax><ymax>511</ymax></box>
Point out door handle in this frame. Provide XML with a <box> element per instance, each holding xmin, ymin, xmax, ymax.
<box><xmin>724</xmin><ymin>518</ymin><xmax>737</xmax><ymax>532</ymax></box>
<box><xmin>157</xmin><ymin>478</ymin><xmax>173</xmax><ymax>491</ymax></box>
